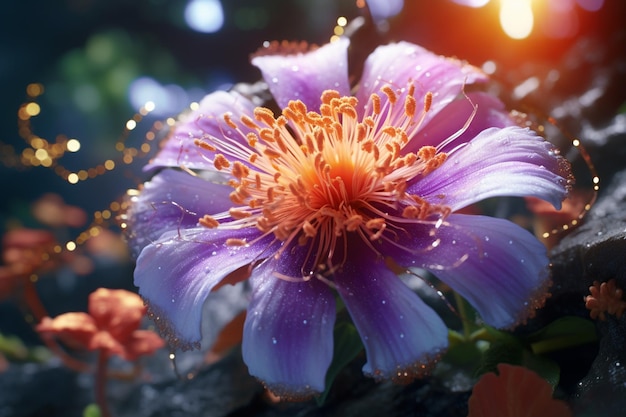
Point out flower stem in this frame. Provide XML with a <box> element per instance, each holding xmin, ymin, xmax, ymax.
<box><xmin>453</xmin><ymin>291</ymin><xmax>471</xmax><ymax>340</ymax></box>
<box><xmin>95</xmin><ymin>350</ymin><xmax>113</xmax><ymax>417</ymax></box>
<box><xmin>25</xmin><ymin>279</ymin><xmax>91</xmax><ymax>372</ymax></box>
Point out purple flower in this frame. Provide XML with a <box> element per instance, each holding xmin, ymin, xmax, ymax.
<box><xmin>125</xmin><ymin>39</ymin><xmax>571</xmax><ymax>398</ymax></box>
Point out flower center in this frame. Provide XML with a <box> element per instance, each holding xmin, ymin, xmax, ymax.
<box><xmin>196</xmin><ymin>85</ymin><xmax>450</xmax><ymax>274</ymax></box>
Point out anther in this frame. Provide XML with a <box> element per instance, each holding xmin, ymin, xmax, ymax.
<box><xmin>223</xmin><ymin>113</ymin><xmax>238</xmax><ymax>129</ymax></box>
<box><xmin>254</xmin><ymin>107</ymin><xmax>276</xmax><ymax>126</ymax></box>
<box><xmin>194</xmin><ymin>139</ymin><xmax>217</xmax><ymax>152</ymax></box>
<box><xmin>424</xmin><ymin>92</ymin><xmax>433</xmax><ymax>113</ymax></box>
<box><xmin>264</xmin><ymin>148</ymin><xmax>282</xmax><ymax>159</ymax></box>
<box><xmin>356</xmin><ymin>123</ymin><xmax>367</xmax><ymax>142</ymax></box>
<box><xmin>199</xmin><ymin>214</ymin><xmax>219</xmax><ymax>228</ymax></box>
<box><xmin>213</xmin><ymin>154</ymin><xmax>231</xmax><ymax>170</ymax></box>
<box><xmin>229</xmin><ymin>208</ymin><xmax>252</xmax><ymax>219</ymax></box>
<box><xmin>240</xmin><ymin>114</ymin><xmax>259</xmax><ymax>130</ymax></box>
<box><xmin>231</xmin><ymin>161</ymin><xmax>250</xmax><ymax>179</ymax></box>
<box><xmin>382</xmin><ymin>126</ymin><xmax>397</xmax><ymax>137</ymax></box>
<box><xmin>339</xmin><ymin>103</ymin><xmax>357</xmax><ymax>119</ymax></box>
<box><xmin>226</xmin><ymin>238</ymin><xmax>248</xmax><ymax>246</ymax></box>
<box><xmin>370</xmin><ymin>93</ymin><xmax>381</xmax><ymax>114</ymax></box>
<box><xmin>259</xmin><ymin>128</ymin><xmax>275</xmax><ymax>142</ymax></box>
<box><xmin>381</xmin><ymin>86</ymin><xmax>397</xmax><ymax>105</ymax></box>
<box><xmin>417</xmin><ymin>146</ymin><xmax>437</xmax><ymax>161</ymax></box>
<box><xmin>322</xmin><ymin>90</ymin><xmax>341</xmax><ymax>104</ymax></box>
<box><xmin>404</xmin><ymin>95</ymin><xmax>416</xmax><ymax>118</ymax></box>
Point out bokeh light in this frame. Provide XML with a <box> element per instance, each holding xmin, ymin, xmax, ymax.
<box><xmin>184</xmin><ymin>0</ymin><xmax>224</xmax><ymax>33</ymax></box>
<box><xmin>500</xmin><ymin>0</ymin><xmax>534</xmax><ymax>39</ymax></box>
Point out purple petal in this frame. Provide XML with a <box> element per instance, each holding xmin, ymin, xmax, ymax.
<box><xmin>145</xmin><ymin>90</ymin><xmax>257</xmax><ymax>171</ymax></box>
<box><xmin>134</xmin><ymin>227</ymin><xmax>275</xmax><ymax>348</ymax></box>
<box><xmin>251</xmin><ymin>38</ymin><xmax>350</xmax><ymax>111</ymax></box>
<box><xmin>389</xmin><ymin>214</ymin><xmax>551</xmax><ymax>329</ymax></box>
<box><xmin>125</xmin><ymin>169</ymin><xmax>234</xmax><ymax>257</ymax></box>
<box><xmin>356</xmin><ymin>41</ymin><xmax>488</xmax><ymax>124</ymax></box>
<box><xmin>410</xmin><ymin>126</ymin><xmax>570</xmax><ymax>211</ymax></box>
<box><xmin>335</xmin><ymin>252</ymin><xmax>448</xmax><ymax>381</ymax></box>
<box><xmin>242</xmin><ymin>248</ymin><xmax>335</xmax><ymax>398</ymax></box>
<box><xmin>405</xmin><ymin>91</ymin><xmax>514</xmax><ymax>153</ymax></box>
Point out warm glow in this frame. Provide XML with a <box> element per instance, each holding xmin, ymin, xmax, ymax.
<box><xmin>66</xmin><ymin>138</ymin><xmax>81</xmax><ymax>152</ymax></box>
<box><xmin>499</xmin><ymin>0</ymin><xmax>534</xmax><ymax>39</ymax></box>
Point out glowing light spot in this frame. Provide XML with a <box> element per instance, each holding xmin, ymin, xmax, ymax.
<box><xmin>67</xmin><ymin>173</ymin><xmax>79</xmax><ymax>184</ymax></box>
<box><xmin>500</xmin><ymin>0</ymin><xmax>534</xmax><ymax>39</ymax></box>
<box><xmin>337</xmin><ymin>16</ymin><xmax>348</xmax><ymax>26</ymax></box>
<box><xmin>66</xmin><ymin>241</ymin><xmax>77</xmax><ymax>251</ymax></box>
<box><xmin>184</xmin><ymin>0</ymin><xmax>224</xmax><ymax>33</ymax></box>
<box><xmin>66</xmin><ymin>139</ymin><xmax>81</xmax><ymax>152</ymax></box>
<box><xmin>25</xmin><ymin>102</ymin><xmax>41</xmax><ymax>116</ymax></box>
<box><xmin>451</xmin><ymin>0</ymin><xmax>489</xmax><ymax>6</ymax></box>
<box><xmin>482</xmin><ymin>60</ymin><xmax>497</xmax><ymax>75</ymax></box>
<box><xmin>129</xmin><ymin>77</ymin><xmax>190</xmax><ymax>116</ymax></box>
<box><xmin>26</xmin><ymin>83</ymin><xmax>44</xmax><ymax>97</ymax></box>
<box><xmin>34</xmin><ymin>149</ymin><xmax>48</xmax><ymax>161</ymax></box>
<box><xmin>370</xmin><ymin>0</ymin><xmax>404</xmax><ymax>21</ymax></box>
<box><xmin>126</xmin><ymin>120</ymin><xmax>137</xmax><ymax>130</ymax></box>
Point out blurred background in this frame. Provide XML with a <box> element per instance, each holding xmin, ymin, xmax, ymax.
<box><xmin>1</xmin><ymin>0</ymin><xmax>624</xmax><ymax>340</ymax></box>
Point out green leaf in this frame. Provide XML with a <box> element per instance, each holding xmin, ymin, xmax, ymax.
<box><xmin>526</xmin><ymin>316</ymin><xmax>598</xmax><ymax>355</ymax></box>
<box><xmin>316</xmin><ymin>321</ymin><xmax>364</xmax><ymax>406</ymax></box>
<box><xmin>521</xmin><ymin>349</ymin><xmax>561</xmax><ymax>389</ymax></box>
<box><xmin>476</xmin><ymin>335</ymin><xmax>524</xmax><ymax>376</ymax></box>
<box><xmin>83</xmin><ymin>404</ymin><xmax>102</xmax><ymax>417</ymax></box>
<box><xmin>444</xmin><ymin>334</ymin><xmax>483</xmax><ymax>366</ymax></box>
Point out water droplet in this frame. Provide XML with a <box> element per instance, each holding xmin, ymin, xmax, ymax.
<box><xmin>211</xmin><ymin>251</ymin><xmax>217</xmax><ymax>256</ymax></box>
<box><xmin>520</xmin><ymin>258</ymin><xmax>525</xmax><ymax>264</ymax></box>
<box><xmin>381</xmin><ymin>299</ymin><xmax>387</xmax><ymax>304</ymax></box>
<box><xmin>451</xmin><ymin>240</ymin><xmax>456</xmax><ymax>245</ymax></box>
<box><xmin>425</xmin><ymin>71</ymin><xmax>431</xmax><ymax>77</ymax></box>
<box><xmin>302</xmin><ymin>319</ymin><xmax>307</xmax><ymax>325</ymax></box>
<box><xmin>291</xmin><ymin>65</ymin><xmax>299</xmax><ymax>72</ymax></box>
<box><xmin>399</xmin><ymin>333</ymin><xmax>405</xmax><ymax>339</ymax></box>
<box><xmin>271</xmin><ymin>77</ymin><xmax>278</xmax><ymax>84</ymax></box>
<box><xmin>508</xmin><ymin>240</ymin><xmax>513</xmax><ymax>245</ymax></box>
<box><xmin>272</xmin><ymin>337</ymin><xmax>277</xmax><ymax>344</ymax></box>
<box><xmin>483</xmin><ymin>252</ymin><xmax>488</xmax><ymax>257</ymax></box>
<box><xmin>399</xmin><ymin>315</ymin><xmax>404</xmax><ymax>320</ymax></box>
<box><xmin>171</xmin><ymin>298</ymin><xmax>175</xmax><ymax>303</ymax></box>
<box><xmin>484</xmin><ymin>236</ymin><xmax>490</xmax><ymax>242</ymax></box>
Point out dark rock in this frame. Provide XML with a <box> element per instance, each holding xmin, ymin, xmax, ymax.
<box><xmin>0</xmin><ymin>362</ymin><xmax>90</xmax><ymax>417</ymax></box>
<box><xmin>543</xmin><ymin>167</ymin><xmax>626</xmax><ymax>414</ymax></box>
<box><xmin>115</xmin><ymin>348</ymin><xmax>262</xmax><ymax>417</ymax></box>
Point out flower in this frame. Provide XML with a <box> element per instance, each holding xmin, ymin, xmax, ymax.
<box><xmin>36</xmin><ymin>288</ymin><xmax>164</xmax><ymax>361</ymax></box>
<box><xmin>125</xmin><ymin>39</ymin><xmax>570</xmax><ymax>398</ymax></box>
<box><xmin>585</xmin><ymin>279</ymin><xmax>626</xmax><ymax>321</ymax></box>
<box><xmin>467</xmin><ymin>363</ymin><xmax>573</xmax><ymax>417</ymax></box>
